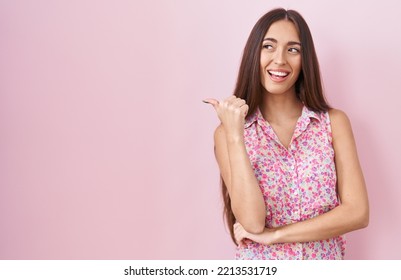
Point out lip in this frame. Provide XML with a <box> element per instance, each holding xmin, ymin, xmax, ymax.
<box><xmin>267</xmin><ymin>68</ymin><xmax>291</xmax><ymax>83</ymax></box>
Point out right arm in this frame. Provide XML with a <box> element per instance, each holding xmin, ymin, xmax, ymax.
<box><xmin>205</xmin><ymin>96</ymin><xmax>266</xmax><ymax>233</ymax></box>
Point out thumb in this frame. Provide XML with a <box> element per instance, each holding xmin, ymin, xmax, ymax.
<box><xmin>202</xmin><ymin>98</ymin><xmax>219</xmax><ymax>109</ymax></box>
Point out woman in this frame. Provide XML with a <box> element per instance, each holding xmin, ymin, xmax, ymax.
<box><xmin>204</xmin><ymin>8</ymin><xmax>369</xmax><ymax>260</ymax></box>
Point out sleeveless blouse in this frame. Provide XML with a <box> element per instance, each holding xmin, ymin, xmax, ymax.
<box><xmin>236</xmin><ymin>106</ymin><xmax>345</xmax><ymax>260</ymax></box>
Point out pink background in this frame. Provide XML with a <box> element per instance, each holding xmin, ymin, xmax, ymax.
<box><xmin>1</xmin><ymin>0</ymin><xmax>400</xmax><ymax>259</ymax></box>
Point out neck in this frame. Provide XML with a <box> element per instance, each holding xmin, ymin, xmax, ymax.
<box><xmin>260</xmin><ymin>91</ymin><xmax>303</xmax><ymax>123</ymax></box>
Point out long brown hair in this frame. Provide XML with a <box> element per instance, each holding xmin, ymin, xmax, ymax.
<box><xmin>222</xmin><ymin>8</ymin><xmax>331</xmax><ymax>244</ymax></box>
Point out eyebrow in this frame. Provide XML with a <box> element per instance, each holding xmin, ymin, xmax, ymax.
<box><xmin>263</xmin><ymin>37</ymin><xmax>301</xmax><ymax>46</ymax></box>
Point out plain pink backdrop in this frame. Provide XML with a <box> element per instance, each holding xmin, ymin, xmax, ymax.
<box><xmin>1</xmin><ymin>0</ymin><xmax>400</xmax><ymax>259</ymax></box>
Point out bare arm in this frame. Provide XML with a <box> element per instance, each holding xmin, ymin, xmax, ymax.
<box><xmin>234</xmin><ymin>109</ymin><xmax>369</xmax><ymax>244</ymax></box>
<box><xmin>205</xmin><ymin>96</ymin><xmax>266</xmax><ymax>233</ymax></box>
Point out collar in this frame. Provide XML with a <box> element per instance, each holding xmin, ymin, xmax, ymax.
<box><xmin>244</xmin><ymin>105</ymin><xmax>322</xmax><ymax>129</ymax></box>
<box><xmin>301</xmin><ymin>105</ymin><xmax>322</xmax><ymax>123</ymax></box>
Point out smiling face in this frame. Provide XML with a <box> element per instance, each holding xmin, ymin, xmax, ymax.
<box><xmin>260</xmin><ymin>20</ymin><xmax>302</xmax><ymax>96</ymax></box>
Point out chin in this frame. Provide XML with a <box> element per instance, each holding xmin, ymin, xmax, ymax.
<box><xmin>262</xmin><ymin>82</ymin><xmax>295</xmax><ymax>96</ymax></box>
<box><xmin>264</xmin><ymin>87</ymin><xmax>291</xmax><ymax>95</ymax></box>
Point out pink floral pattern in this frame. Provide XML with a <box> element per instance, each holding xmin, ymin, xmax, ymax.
<box><xmin>236</xmin><ymin>106</ymin><xmax>345</xmax><ymax>260</ymax></box>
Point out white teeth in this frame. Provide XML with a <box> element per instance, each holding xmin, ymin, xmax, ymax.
<box><xmin>269</xmin><ymin>71</ymin><xmax>288</xmax><ymax>77</ymax></box>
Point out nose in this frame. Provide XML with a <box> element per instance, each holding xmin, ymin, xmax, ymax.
<box><xmin>273</xmin><ymin>48</ymin><xmax>286</xmax><ymax>65</ymax></box>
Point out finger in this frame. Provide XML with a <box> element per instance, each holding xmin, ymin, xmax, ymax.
<box><xmin>241</xmin><ymin>104</ymin><xmax>249</xmax><ymax>117</ymax></box>
<box><xmin>224</xmin><ymin>95</ymin><xmax>238</xmax><ymax>105</ymax></box>
<box><xmin>235</xmin><ymin>234</ymin><xmax>244</xmax><ymax>246</ymax></box>
<box><xmin>226</xmin><ymin>95</ymin><xmax>237</xmax><ymax>101</ymax></box>
<box><xmin>233</xmin><ymin>98</ymin><xmax>246</xmax><ymax>107</ymax></box>
<box><xmin>234</xmin><ymin>222</ymin><xmax>244</xmax><ymax>230</ymax></box>
<box><xmin>235</xmin><ymin>234</ymin><xmax>247</xmax><ymax>248</ymax></box>
<box><xmin>202</xmin><ymin>98</ymin><xmax>219</xmax><ymax>108</ymax></box>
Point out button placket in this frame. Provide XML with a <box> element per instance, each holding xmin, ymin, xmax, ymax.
<box><xmin>289</xmin><ymin>146</ymin><xmax>301</xmax><ymax>221</ymax></box>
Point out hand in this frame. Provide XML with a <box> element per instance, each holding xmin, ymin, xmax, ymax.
<box><xmin>203</xmin><ymin>96</ymin><xmax>249</xmax><ymax>139</ymax></box>
<box><xmin>234</xmin><ymin>222</ymin><xmax>278</xmax><ymax>247</ymax></box>
<box><xmin>233</xmin><ymin>222</ymin><xmax>251</xmax><ymax>247</ymax></box>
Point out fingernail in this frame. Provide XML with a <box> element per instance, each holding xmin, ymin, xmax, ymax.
<box><xmin>202</xmin><ymin>100</ymin><xmax>210</xmax><ymax>104</ymax></box>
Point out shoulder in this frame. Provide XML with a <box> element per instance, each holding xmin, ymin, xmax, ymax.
<box><xmin>328</xmin><ymin>108</ymin><xmax>352</xmax><ymax>131</ymax></box>
<box><xmin>328</xmin><ymin>108</ymin><xmax>350</xmax><ymax>123</ymax></box>
<box><xmin>328</xmin><ymin>108</ymin><xmax>354</xmax><ymax>144</ymax></box>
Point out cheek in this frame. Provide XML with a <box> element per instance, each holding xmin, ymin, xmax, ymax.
<box><xmin>260</xmin><ymin>52</ymin><xmax>272</xmax><ymax>68</ymax></box>
<box><xmin>294</xmin><ymin>58</ymin><xmax>302</xmax><ymax>75</ymax></box>
<box><xmin>259</xmin><ymin>54</ymin><xmax>271</xmax><ymax>78</ymax></box>
<box><xmin>259</xmin><ymin>61</ymin><xmax>267</xmax><ymax>80</ymax></box>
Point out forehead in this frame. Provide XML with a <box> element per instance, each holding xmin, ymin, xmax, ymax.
<box><xmin>264</xmin><ymin>20</ymin><xmax>300</xmax><ymax>42</ymax></box>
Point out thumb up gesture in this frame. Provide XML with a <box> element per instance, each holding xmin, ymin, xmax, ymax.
<box><xmin>203</xmin><ymin>95</ymin><xmax>249</xmax><ymax>138</ymax></box>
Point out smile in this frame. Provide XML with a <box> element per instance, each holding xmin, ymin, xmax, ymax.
<box><xmin>268</xmin><ymin>70</ymin><xmax>290</xmax><ymax>82</ymax></box>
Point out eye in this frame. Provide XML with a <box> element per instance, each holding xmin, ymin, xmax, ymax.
<box><xmin>263</xmin><ymin>44</ymin><xmax>274</xmax><ymax>50</ymax></box>
<box><xmin>288</xmin><ymin>47</ymin><xmax>300</xmax><ymax>53</ymax></box>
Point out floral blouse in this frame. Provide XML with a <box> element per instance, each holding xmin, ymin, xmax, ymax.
<box><xmin>236</xmin><ymin>106</ymin><xmax>345</xmax><ymax>260</ymax></box>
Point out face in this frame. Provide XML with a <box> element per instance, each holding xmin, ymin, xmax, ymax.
<box><xmin>260</xmin><ymin>20</ymin><xmax>302</xmax><ymax>96</ymax></box>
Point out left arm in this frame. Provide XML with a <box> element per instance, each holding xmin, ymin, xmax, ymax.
<box><xmin>235</xmin><ymin>109</ymin><xmax>369</xmax><ymax>246</ymax></box>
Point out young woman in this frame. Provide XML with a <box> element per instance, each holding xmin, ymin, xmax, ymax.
<box><xmin>204</xmin><ymin>8</ymin><xmax>369</xmax><ymax>260</ymax></box>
